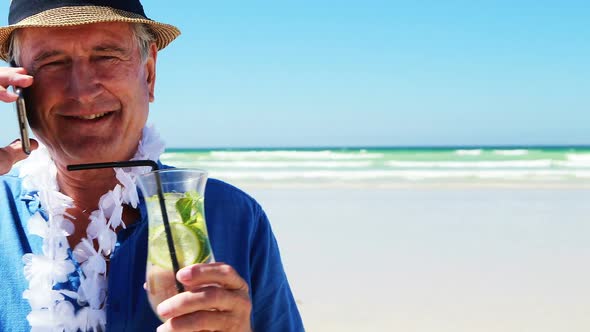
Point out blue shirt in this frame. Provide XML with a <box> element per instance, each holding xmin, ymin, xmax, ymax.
<box><xmin>0</xmin><ymin>169</ymin><xmax>304</xmax><ymax>331</ymax></box>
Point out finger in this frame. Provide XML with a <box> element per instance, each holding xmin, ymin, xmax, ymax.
<box><xmin>0</xmin><ymin>69</ymin><xmax>33</xmax><ymax>102</ymax></box>
<box><xmin>2</xmin><ymin>138</ymin><xmax>37</xmax><ymax>161</ymax></box>
<box><xmin>157</xmin><ymin>285</ymin><xmax>250</xmax><ymax>320</ymax></box>
<box><xmin>177</xmin><ymin>263</ymin><xmax>249</xmax><ymax>292</ymax></box>
<box><xmin>13</xmin><ymin>138</ymin><xmax>38</xmax><ymax>158</ymax></box>
<box><xmin>157</xmin><ymin>310</ymin><xmax>236</xmax><ymax>332</ymax></box>
<box><xmin>1</xmin><ymin>67</ymin><xmax>28</xmax><ymax>74</ymax></box>
<box><xmin>0</xmin><ymin>139</ymin><xmax>37</xmax><ymax>174</ymax></box>
<box><xmin>0</xmin><ymin>68</ymin><xmax>33</xmax><ymax>85</ymax></box>
<box><xmin>6</xmin><ymin>72</ymin><xmax>33</xmax><ymax>88</ymax></box>
<box><xmin>0</xmin><ymin>85</ymin><xmax>19</xmax><ymax>102</ymax></box>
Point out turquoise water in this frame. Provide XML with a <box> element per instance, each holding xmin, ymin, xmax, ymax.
<box><xmin>160</xmin><ymin>147</ymin><xmax>590</xmax><ymax>185</ymax></box>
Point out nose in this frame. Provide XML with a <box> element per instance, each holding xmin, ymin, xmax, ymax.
<box><xmin>65</xmin><ymin>59</ymin><xmax>103</xmax><ymax>104</ymax></box>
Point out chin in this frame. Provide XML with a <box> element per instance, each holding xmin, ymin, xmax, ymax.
<box><xmin>57</xmin><ymin>139</ymin><xmax>136</xmax><ymax>165</ymax></box>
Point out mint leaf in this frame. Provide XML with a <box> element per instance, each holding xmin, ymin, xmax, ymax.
<box><xmin>175</xmin><ymin>197</ymin><xmax>193</xmax><ymax>223</ymax></box>
<box><xmin>175</xmin><ymin>191</ymin><xmax>205</xmax><ymax>226</ymax></box>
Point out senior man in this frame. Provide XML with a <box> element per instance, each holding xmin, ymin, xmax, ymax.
<box><xmin>0</xmin><ymin>0</ymin><xmax>303</xmax><ymax>331</ymax></box>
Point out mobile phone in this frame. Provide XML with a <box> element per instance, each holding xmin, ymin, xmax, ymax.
<box><xmin>13</xmin><ymin>87</ymin><xmax>31</xmax><ymax>155</ymax></box>
<box><xmin>9</xmin><ymin>60</ymin><xmax>31</xmax><ymax>155</ymax></box>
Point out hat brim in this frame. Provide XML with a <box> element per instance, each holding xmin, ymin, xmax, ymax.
<box><xmin>0</xmin><ymin>6</ymin><xmax>181</xmax><ymax>62</ymax></box>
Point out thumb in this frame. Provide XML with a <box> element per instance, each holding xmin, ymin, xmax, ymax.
<box><xmin>0</xmin><ymin>139</ymin><xmax>39</xmax><ymax>174</ymax></box>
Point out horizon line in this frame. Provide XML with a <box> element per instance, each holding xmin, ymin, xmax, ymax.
<box><xmin>165</xmin><ymin>144</ymin><xmax>590</xmax><ymax>151</ymax></box>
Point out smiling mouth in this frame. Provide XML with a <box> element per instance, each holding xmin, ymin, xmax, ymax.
<box><xmin>72</xmin><ymin>112</ymin><xmax>112</xmax><ymax>120</ymax></box>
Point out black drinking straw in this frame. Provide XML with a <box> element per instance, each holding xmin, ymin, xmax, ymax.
<box><xmin>67</xmin><ymin>160</ymin><xmax>185</xmax><ymax>293</ymax></box>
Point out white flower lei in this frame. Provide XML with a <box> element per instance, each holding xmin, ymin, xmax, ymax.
<box><xmin>19</xmin><ymin>125</ymin><xmax>165</xmax><ymax>332</ymax></box>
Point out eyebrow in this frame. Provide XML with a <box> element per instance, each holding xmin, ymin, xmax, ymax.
<box><xmin>32</xmin><ymin>50</ymin><xmax>63</xmax><ymax>63</ymax></box>
<box><xmin>32</xmin><ymin>44</ymin><xmax>129</xmax><ymax>63</ymax></box>
<box><xmin>93</xmin><ymin>45</ymin><xmax>129</xmax><ymax>55</ymax></box>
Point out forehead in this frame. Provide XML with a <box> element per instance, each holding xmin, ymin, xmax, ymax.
<box><xmin>18</xmin><ymin>22</ymin><xmax>135</xmax><ymax>56</ymax></box>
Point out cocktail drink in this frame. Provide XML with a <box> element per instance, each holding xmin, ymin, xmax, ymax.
<box><xmin>137</xmin><ymin>169</ymin><xmax>214</xmax><ymax>320</ymax></box>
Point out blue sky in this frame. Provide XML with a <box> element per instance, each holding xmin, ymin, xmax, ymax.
<box><xmin>1</xmin><ymin>1</ymin><xmax>589</xmax><ymax>148</ymax></box>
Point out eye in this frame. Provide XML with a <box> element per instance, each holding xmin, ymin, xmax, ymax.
<box><xmin>44</xmin><ymin>61</ymin><xmax>66</xmax><ymax>67</ymax></box>
<box><xmin>37</xmin><ymin>60</ymin><xmax>67</xmax><ymax>71</ymax></box>
<box><xmin>97</xmin><ymin>55</ymin><xmax>119</xmax><ymax>61</ymax></box>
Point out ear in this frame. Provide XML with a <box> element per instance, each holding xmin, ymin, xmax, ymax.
<box><xmin>146</xmin><ymin>43</ymin><xmax>158</xmax><ymax>102</ymax></box>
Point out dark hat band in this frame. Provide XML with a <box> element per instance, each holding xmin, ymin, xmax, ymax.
<box><xmin>9</xmin><ymin>0</ymin><xmax>148</xmax><ymax>24</ymax></box>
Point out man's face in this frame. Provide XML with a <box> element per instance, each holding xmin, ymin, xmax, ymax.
<box><xmin>18</xmin><ymin>22</ymin><xmax>157</xmax><ymax>165</ymax></box>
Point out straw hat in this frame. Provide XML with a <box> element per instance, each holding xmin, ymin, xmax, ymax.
<box><xmin>0</xmin><ymin>0</ymin><xmax>181</xmax><ymax>62</ymax></box>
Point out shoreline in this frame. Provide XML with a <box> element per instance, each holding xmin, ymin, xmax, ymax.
<box><xmin>224</xmin><ymin>180</ymin><xmax>590</xmax><ymax>190</ymax></box>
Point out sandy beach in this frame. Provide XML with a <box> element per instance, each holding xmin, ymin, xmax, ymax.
<box><xmin>244</xmin><ymin>185</ymin><xmax>590</xmax><ymax>332</ymax></box>
<box><xmin>161</xmin><ymin>147</ymin><xmax>590</xmax><ymax>331</ymax></box>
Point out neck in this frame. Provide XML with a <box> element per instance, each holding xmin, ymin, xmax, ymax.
<box><xmin>56</xmin><ymin>163</ymin><xmax>119</xmax><ymax>211</ymax></box>
<box><xmin>55</xmin><ymin>161</ymin><xmax>141</xmax><ymax>248</ymax></box>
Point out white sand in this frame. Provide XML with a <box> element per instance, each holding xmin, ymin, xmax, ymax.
<box><xmin>244</xmin><ymin>186</ymin><xmax>590</xmax><ymax>332</ymax></box>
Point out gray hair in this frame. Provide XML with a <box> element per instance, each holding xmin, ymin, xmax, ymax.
<box><xmin>8</xmin><ymin>22</ymin><xmax>155</xmax><ymax>66</ymax></box>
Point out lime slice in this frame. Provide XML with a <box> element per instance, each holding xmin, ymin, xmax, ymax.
<box><xmin>148</xmin><ymin>222</ymin><xmax>201</xmax><ymax>269</ymax></box>
<box><xmin>190</xmin><ymin>226</ymin><xmax>211</xmax><ymax>263</ymax></box>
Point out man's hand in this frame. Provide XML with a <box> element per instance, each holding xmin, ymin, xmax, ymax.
<box><xmin>0</xmin><ymin>139</ymin><xmax>38</xmax><ymax>174</ymax></box>
<box><xmin>156</xmin><ymin>262</ymin><xmax>252</xmax><ymax>332</ymax></box>
<box><xmin>0</xmin><ymin>66</ymin><xmax>33</xmax><ymax>102</ymax></box>
<box><xmin>0</xmin><ymin>67</ymin><xmax>36</xmax><ymax>174</ymax></box>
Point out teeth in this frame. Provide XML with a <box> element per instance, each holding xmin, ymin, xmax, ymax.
<box><xmin>76</xmin><ymin>112</ymin><xmax>107</xmax><ymax>120</ymax></box>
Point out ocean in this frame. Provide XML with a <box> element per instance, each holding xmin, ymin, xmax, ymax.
<box><xmin>162</xmin><ymin>146</ymin><xmax>590</xmax><ymax>331</ymax></box>
<box><xmin>161</xmin><ymin>146</ymin><xmax>590</xmax><ymax>187</ymax></box>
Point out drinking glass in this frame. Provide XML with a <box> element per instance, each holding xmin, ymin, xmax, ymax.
<box><xmin>137</xmin><ymin>168</ymin><xmax>214</xmax><ymax>320</ymax></box>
